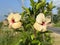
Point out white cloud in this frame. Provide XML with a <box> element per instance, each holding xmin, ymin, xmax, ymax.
<box><xmin>52</xmin><ymin>0</ymin><xmax>60</xmax><ymax>7</ymax></box>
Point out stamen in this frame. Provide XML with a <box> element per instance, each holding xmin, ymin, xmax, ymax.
<box><xmin>11</xmin><ymin>19</ymin><xmax>15</xmax><ymax>23</ymax></box>
<box><xmin>41</xmin><ymin>22</ymin><xmax>45</xmax><ymax>25</ymax></box>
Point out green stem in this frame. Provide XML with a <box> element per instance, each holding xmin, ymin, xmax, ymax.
<box><xmin>42</xmin><ymin>33</ymin><xmax>45</xmax><ymax>42</ymax></box>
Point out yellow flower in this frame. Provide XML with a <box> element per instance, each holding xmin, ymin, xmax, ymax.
<box><xmin>7</xmin><ymin>13</ymin><xmax>22</xmax><ymax>29</ymax></box>
<box><xmin>36</xmin><ymin>13</ymin><xmax>45</xmax><ymax>24</ymax></box>
<box><xmin>7</xmin><ymin>13</ymin><xmax>21</xmax><ymax>23</ymax></box>
<box><xmin>33</xmin><ymin>13</ymin><xmax>51</xmax><ymax>32</ymax></box>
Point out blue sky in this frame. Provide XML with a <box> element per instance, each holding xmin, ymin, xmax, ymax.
<box><xmin>0</xmin><ymin>0</ymin><xmax>30</xmax><ymax>21</ymax></box>
<box><xmin>0</xmin><ymin>0</ymin><xmax>59</xmax><ymax>21</ymax></box>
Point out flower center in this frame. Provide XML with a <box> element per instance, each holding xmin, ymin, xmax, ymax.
<box><xmin>11</xmin><ymin>19</ymin><xmax>15</xmax><ymax>23</ymax></box>
<box><xmin>41</xmin><ymin>22</ymin><xmax>45</xmax><ymax>26</ymax></box>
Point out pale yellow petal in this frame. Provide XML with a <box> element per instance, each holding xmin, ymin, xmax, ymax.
<box><xmin>33</xmin><ymin>22</ymin><xmax>47</xmax><ymax>32</ymax></box>
<box><xmin>36</xmin><ymin>13</ymin><xmax>45</xmax><ymax>24</ymax></box>
<box><xmin>12</xmin><ymin>22</ymin><xmax>22</xmax><ymax>29</ymax></box>
<box><xmin>13</xmin><ymin>13</ymin><xmax>21</xmax><ymax>22</ymax></box>
<box><xmin>33</xmin><ymin>22</ymin><xmax>43</xmax><ymax>31</ymax></box>
<box><xmin>42</xmin><ymin>25</ymin><xmax>47</xmax><ymax>32</ymax></box>
<box><xmin>7</xmin><ymin>13</ymin><xmax>14</xmax><ymax>21</ymax></box>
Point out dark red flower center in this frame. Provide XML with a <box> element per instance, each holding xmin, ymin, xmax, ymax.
<box><xmin>41</xmin><ymin>22</ymin><xmax>45</xmax><ymax>25</ymax></box>
<box><xmin>11</xmin><ymin>19</ymin><xmax>15</xmax><ymax>23</ymax></box>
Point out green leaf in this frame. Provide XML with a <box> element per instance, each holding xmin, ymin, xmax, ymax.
<box><xmin>22</xmin><ymin>6</ymin><xmax>30</xmax><ymax>15</ymax></box>
<box><xmin>41</xmin><ymin>0</ymin><xmax>46</xmax><ymax>3</ymax></box>
<box><xmin>38</xmin><ymin>42</ymin><xmax>41</xmax><ymax>45</ymax></box>
<box><xmin>36</xmin><ymin>2</ymin><xmax>42</xmax><ymax>10</ymax></box>
<box><xmin>31</xmin><ymin>40</ymin><xmax>39</xmax><ymax>44</ymax></box>
<box><xmin>26</xmin><ymin>24</ymin><xmax>31</xmax><ymax>28</ymax></box>
<box><xmin>31</xmin><ymin>34</ymin><xmax>35</xmax><ymax>40</ymax></box>
<box><xmin>15</xmin><ymin>39</ymin><xmax>23</xmax><ymax>45</ymax></box>
<box><xmin>42</xmin><ymin>0</ymin><xmax>46</xmax><ymax>6</ymax></box>
<box><xmin>47</xmin><ymin>1</ymin><xmax>54</xmax><ymax>10</ymax></box>
<box><xmin>30</xmin><ymin>0</ymin><xmax>35</xmax><ymax>7</ymax></box>
<box><xmin>43</xmin><ymin>9</ymin><xmax>47</xmax><ymax>14</ymax></box>
<box><xmin>49</xmin><ymin>1</ymin><xmax>53</xmax><ymax>9</ymax></box>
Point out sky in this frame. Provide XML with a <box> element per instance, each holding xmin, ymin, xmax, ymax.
<box><xmin>0</xmin><ymin>0</ymin><xmax>59</xmax><ymax>21</ymax></box>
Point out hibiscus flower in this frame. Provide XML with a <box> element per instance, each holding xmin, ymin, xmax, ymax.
<box><xmin>7</xmin><ymin>13</ymin><xmax>22</xmax><ymax>29</ymax></box>
<box><xmin>33</xmin><ymin>13</ymin><xmax>51</xmax><ymax>32</ymax></box>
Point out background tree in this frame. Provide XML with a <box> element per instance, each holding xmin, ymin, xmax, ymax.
<box><xmin>57</xmin><ymin>7</ymin><xmax>60</xmax><ymax>21</ymax></box>
<box><xmin>53</xmin><ymin>14</ymin><xmax>58</xmax><ymax>23</ymax></box>
<box><xmin>53</xmin><ymin>7</ymin><xmax>60</xmax><ymax>23</ymax></box>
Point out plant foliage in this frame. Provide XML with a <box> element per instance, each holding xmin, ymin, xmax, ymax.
<box><xmin>0</xmin><ymin>0</ymin><xmax>54</xmax><ymax>45</ymax></box>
